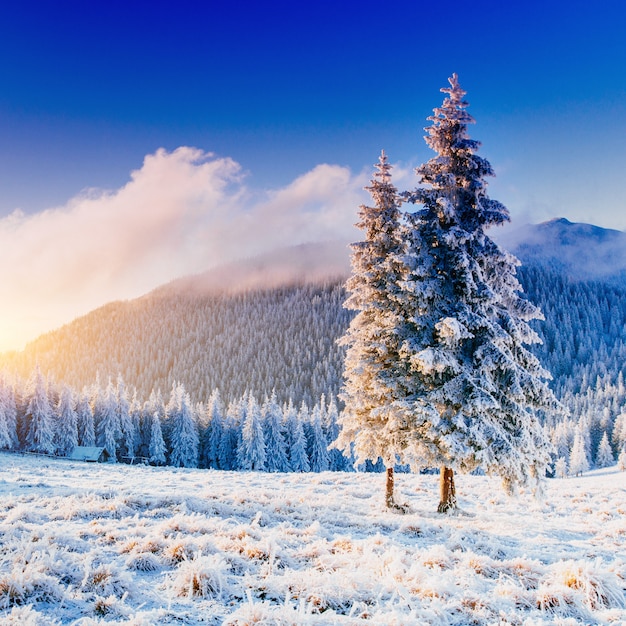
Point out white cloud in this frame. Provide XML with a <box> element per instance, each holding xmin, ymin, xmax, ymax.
<box><xmin>0</xmin><ymin>147</ymin><xmax>367</xmax><ymax>351</ymax></box>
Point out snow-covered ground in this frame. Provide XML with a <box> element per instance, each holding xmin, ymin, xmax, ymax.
<box><xmin>0</xmin><ymin>452</ymin><xmax>625</xmax><ymax>625</ymax></box>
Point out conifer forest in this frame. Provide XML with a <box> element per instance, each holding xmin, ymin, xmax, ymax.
<box><xmin>2</xmin><ymin>77</ymin><xmax>626</xmax><ymax>481</ymax></box>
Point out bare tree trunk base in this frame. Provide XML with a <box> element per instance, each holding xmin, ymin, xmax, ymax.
<box><xmin>385</xmin><ymin>467</ymin><xmax>395</xmax><ymax>508</ymax></box>
<box><xmin>438</xmin><ymin>466</ymin><xmax>457</xmax><ymax>514</ymax></box>
<box><xmin>385</xmin><ymin>466</ymin><xmax>409</xmax><ymax>514</ymax></box>
<box><xmin>437</xmin><ymin>502</ymin><xmax>456</xmax><ymax>514</ymax></box>
<box><xmin>389</xmin><ymin>503</ymin><xmax>410</xmax><ymax>514</ymax></box>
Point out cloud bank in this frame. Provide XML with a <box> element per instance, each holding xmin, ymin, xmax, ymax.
<box><xmin>0</xmin><ymin>147</ymin><xmax>368</xmax><ymax>351</ymax></box>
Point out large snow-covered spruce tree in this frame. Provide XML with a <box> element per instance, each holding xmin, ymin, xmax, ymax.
<box><xmin>400</xmin><ymin>74</ymin><xmax>555</xmax><ymax>510</ymax></box>
<box><xmin>333</xmin><ymin>151</ymin><xmax>409</xmax><ymax>508</ymax></box>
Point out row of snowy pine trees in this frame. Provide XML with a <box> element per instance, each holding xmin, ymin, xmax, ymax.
<box><xmin>550</xmin><ymin>413</ymin><xmax>626</xmax><ymax>477</ymax></box>
<box><xmin>0</xmin><ymin>367</ymin><xmax>353</xmax><ymax>472</ymax></box>
<box><xmin>544</xmin><ymin>371</ymin><xmax>626</xmax><ymax>475</ymax></box>
<box><xmin>1</xmin><ymin>365</ymin><xmax>624</xmax><ymax>475</ymax></box>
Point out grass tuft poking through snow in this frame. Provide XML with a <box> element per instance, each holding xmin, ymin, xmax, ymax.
<box><xmin>168</xmin><ymin>553</ymin><xmax>230</xmax><ymax>600</ymax></box>
<box><xmin>1</xmin><ymin>452</ymin><xmax>625</xmax><ymax>624</ymax></box>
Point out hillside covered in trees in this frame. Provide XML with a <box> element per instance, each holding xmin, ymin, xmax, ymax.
<box><xmin>1</xmin><ymin>219</ymin><xmax>626</xmax><ymax>470</ymax></box>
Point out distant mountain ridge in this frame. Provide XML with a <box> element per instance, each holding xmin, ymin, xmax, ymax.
<box><xmin>158</xmin><ymin>217</ymin><xmax>626</xmax><ymax>298</ymax></box>
<box><xmin>161</xmin><ymin>217</ymin><xmax>626</xmax><ymax>291</ymax></box>
<box><xmin>498</xmin><ymin>217</ymin><xmax>626</xmax><ymax>279</ymax></box>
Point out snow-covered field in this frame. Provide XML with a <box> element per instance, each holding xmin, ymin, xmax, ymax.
<box><xmin>0</xmin><ymin>452</ymin><xmax>625</xmax><ymax>625</ymax></box>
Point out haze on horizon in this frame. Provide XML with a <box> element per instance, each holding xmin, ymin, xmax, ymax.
<box><xmin>0</xmin><ymin>0</ymin><xmax>625</xmax><ymax>352</ymax></box>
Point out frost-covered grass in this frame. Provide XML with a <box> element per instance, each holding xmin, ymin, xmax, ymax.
<box><xmin>0</xmin><ymin>452</ymin><xmax>625</xmax><ymax>625</ymax></box>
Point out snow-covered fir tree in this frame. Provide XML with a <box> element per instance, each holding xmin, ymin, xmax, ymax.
<box><xmin>148</xmin><ymin>412</ymin><xmax>166</xmax><ymax>465</ymax></box>
<box><xmin>218</xmin><ymin>400</ymin><xmax>240</xmax><ymax>470</ymax></box>
<box><xmin>309</xmin><ymin>402</ymin><xmax>330</xmax><ymax>472</ymax></box>
<box><xmin>618</xmin><ymin>448</ymin><xmax>626</xmax><ymax>471</ymax></box>
<box><xmin>554</xmin><ymin>456</ymin><xmax>568</xmax><ymax>478</ymax></box>
<box><xmin>333</xmin><ymin>151</ymin><xmax>407</xmax><ymax>507</ymax></box>
<box><xmin>297</xmin><ymin>401</ymin><xmax>312</xmax><ymax>455</ymax></box>
<box><xmin>551</xmin><ymin>420</ymin><xmax>572</xmax><ymax>461</ymax></box>
<box><xmin>203</xmin><ymin>389</ymin><xmax>225</xmax><ymax>469</ymax></box>
<box><xmin>398</xmin><ymin>74</ymin><xmax>555</xmax><ymax>511</ymax></box>
<box><xmin>116</xmin><ymin>375</ymin><xmax>135</xmax><ymax>460</ymax></box>
<box><xmin>0</xmin><ymin>390</ymin><xmax>14</xmax><ymax>449</ymax></box>
<box><xmin>54</xmin><ymin>384</ymin><xmax>78</xmax><ymax>456</ymax></box>
<box><xmin>262</xmin><ymin>391</ymin><xmax>290</xmax><ymax>472</ymax></box>
<box><xmin>24</xmin><ymin>367</ymin><xmax>55</xmax><ymax>454</ymax></box>
<box><xmin>286</xmin><ymin>400</ymin><xmax>310</xmax><ymax>473</ymax></box>
<box><xmin>96</xmin><ymin>379</ymin><xmax>120</xmax><ymax>461</ymax></box>
<box><xmin>167</xmin><ymin>383</ymin><xmax>199</xmax><ymax>468</ymax></box>
<box><xmin>76</xmin><ymin>389</ymin><xmax>95</xmax><ymax>446</ymax></box>
<box><xmin>140</xmin><ymin>389</ymin><xmax>165</xmax><ymax>457</ymax></box>
<box><xmin>569</xmin><ymin>425</ymin><xmax>590</xmax><ymax>476</ymax></box>
<box><xmin>0</xmin><ymin>378</ymin><xmax>18</xmax><ymax>450</ymax></box>
<box><xmin>577</xmin><ymin>414</ymin><xmax>592</xmax><ymax>462</ymax></box>
<box><xmin>595</xmin><ymin>431</ymin><xmax>614</xmax><ymax>468</ymax></box>
<box><xmin>325</xmin><ymin>396</ymin><xmax>347</xmax><ymax>471</ymax></box>
<box><xmin>129</xmin><ymin>389</ymin><xmax>143</xmax><ymax>458</ymax></box>
<box><xmin>237</xmin><ymin>394</ymin><xmax>266</xmax><ymax>471</ymax></box>
<box><xmin>612</xmin><ymin>412</ymin><xmax>626</xmax><ymax>451</ymax></box>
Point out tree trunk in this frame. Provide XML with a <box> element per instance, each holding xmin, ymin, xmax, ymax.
<box><xmin>385</xmin><ymin>466</ymin><xmax>395</xmax><ymax>508</ymax></box>
<box><xmin>437</xmin><ymin>466</ymin><xmax>457</xmax><ymax>513</ymax></box>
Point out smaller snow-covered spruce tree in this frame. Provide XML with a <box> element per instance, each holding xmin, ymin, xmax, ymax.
<box><xmin>618</xmin><ymin>448</ymin><xmax>626</xmax><ymax>472</ymax></box>
<box><xmin>595</xmin><ymin>431</ymin><xmax>614</xmax><ymax>468</ymax></box>
<box><xmin>333</xmin><ymin>151</ymin><xmax>407</xmax><ymax>508</ymax></box>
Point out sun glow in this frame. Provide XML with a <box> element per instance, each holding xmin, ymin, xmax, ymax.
<box><xmin>0</xmin><ymin>149</ymin><xmax>365</xmax><ymax>356</ymax></box>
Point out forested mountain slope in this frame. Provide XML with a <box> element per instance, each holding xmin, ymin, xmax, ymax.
<box><xmin>0</xmin><ymin>281</ymin><xmax>350</xmax><ymax>408</ymax></box>
<box><xmin>2</xmin><ymin>220</ymin><xmax>626</xmax><ymax>435</ymax></box>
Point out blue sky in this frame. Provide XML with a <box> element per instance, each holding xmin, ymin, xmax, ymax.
<box><xmin>0</xmin><ymin>0</ymin><xmax>625</xmax><ymax>350</ymax></box>
<box><xmin>1</xmin><ymin>0</ymin><xmax>625</xmax><ymax>223</ymax></box>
